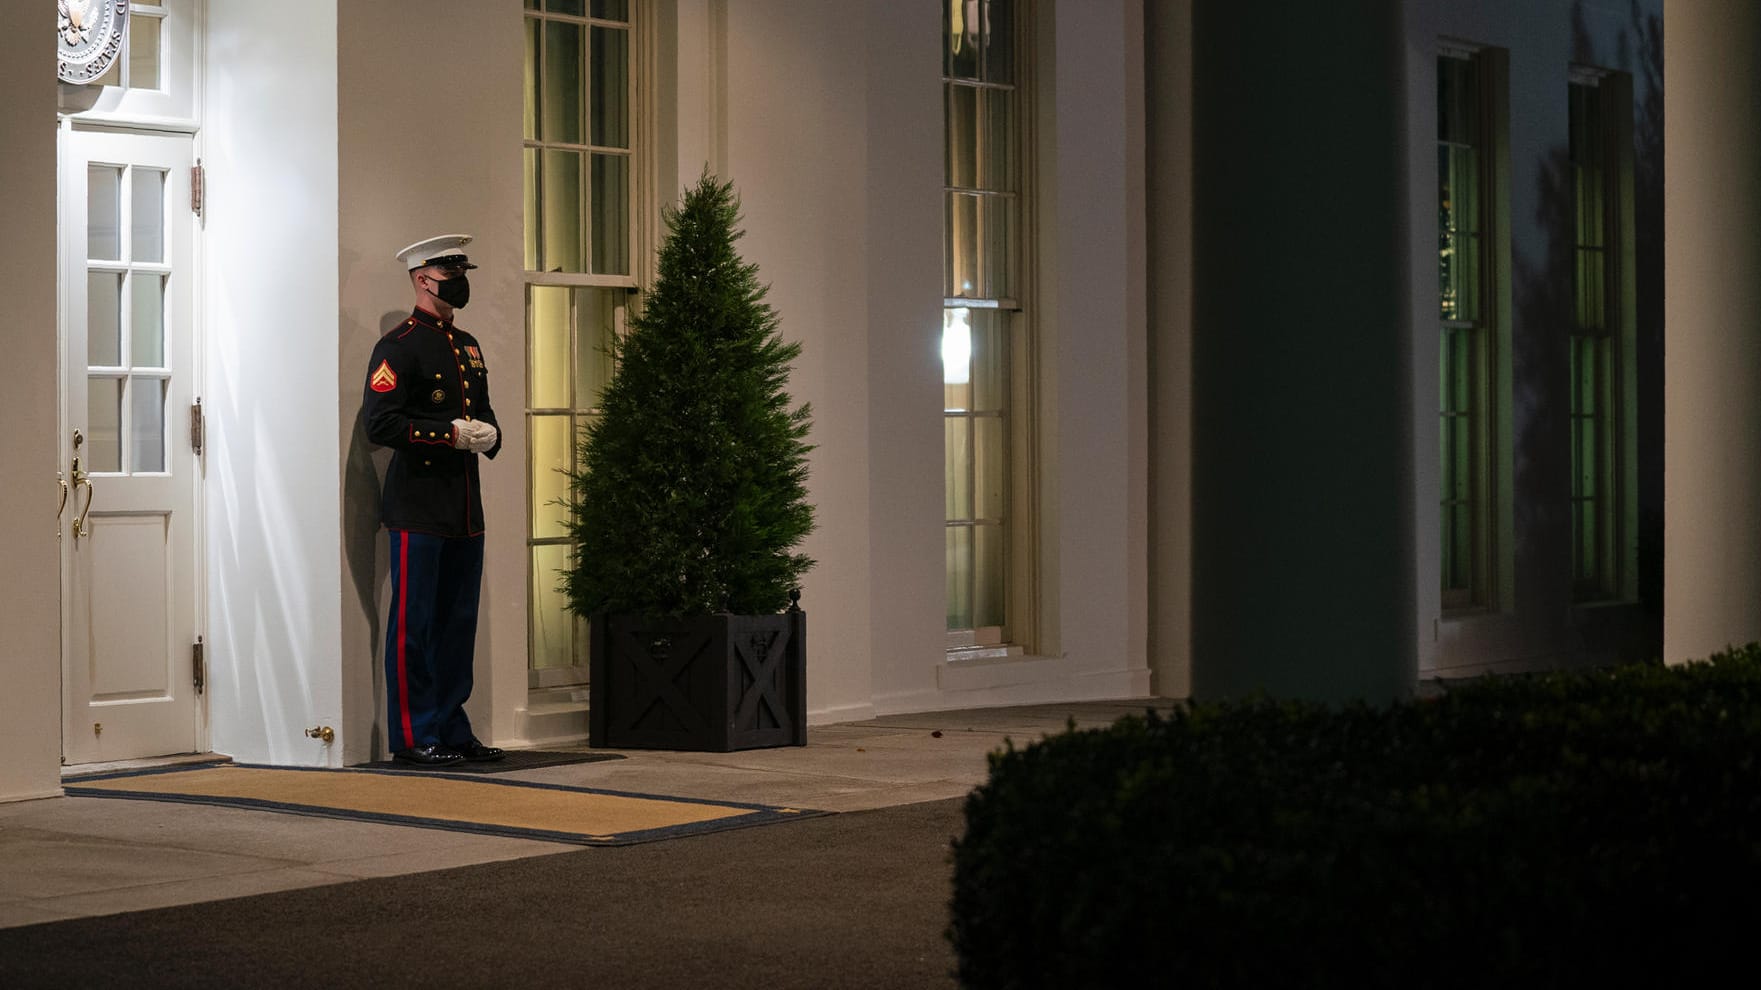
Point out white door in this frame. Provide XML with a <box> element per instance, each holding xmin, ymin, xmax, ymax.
<box><xmin>59</xmin><ymin>125</ymin><xmax>201</xmax><ymax>766</ymax></box>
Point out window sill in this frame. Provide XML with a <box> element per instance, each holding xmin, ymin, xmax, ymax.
<box><xmin>945</xmin><ymin>643</ymin><xmax>1027</xmax><ymax>663</ymax></box>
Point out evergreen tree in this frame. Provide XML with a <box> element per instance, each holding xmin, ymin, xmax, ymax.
<box><xmin>564</xmin><ymin>175</ymin><xmax>815</xmax><ymax>618</ymax></box>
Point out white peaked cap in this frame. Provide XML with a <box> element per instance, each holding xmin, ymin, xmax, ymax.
<box><xmin>395</xmin><ymin>233</ymin><xmax>478</xmax><ymax>270</ymax></box>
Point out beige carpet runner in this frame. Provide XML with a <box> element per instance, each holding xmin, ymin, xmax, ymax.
<box><xmin>66</xmin><ymin>764</ymin><xmax>822</xmax><ymax>846</ymax></box>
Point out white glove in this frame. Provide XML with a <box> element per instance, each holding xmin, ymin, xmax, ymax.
<box><xmin>466</xmin><ymin>422</ymin><xmax>499</xmax><ymax>453</ymax></box>
<box><xmin>452</xmin><ymin>419</ymin><xmax>498</xmax><ymax>453</ymax></box>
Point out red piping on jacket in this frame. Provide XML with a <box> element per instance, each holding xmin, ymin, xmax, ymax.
<box><xmin>395</xmin><ymin>533</ymin><xmax>415</xmax><ymax>749</ymax></box>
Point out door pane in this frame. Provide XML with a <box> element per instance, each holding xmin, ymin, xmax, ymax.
<box><xmin>974</xmin><ymin>522</ymin><xmax>1005</xmax><ymax>628</ymax></box>
<box><xmin>981</xmin><ymin>0</ymin><xmax>1015</xmax><ymax>84</ymax></box>
<box><xmin>524</xmin><ymin>17</ymin><xmax>539</xmax><ymax>142</ymax></box>
<box><xmin>945</xmin><ymin>0</ymin><xmax>979</xmax><ymax>80</ymax></box>
<box><xmin>974</xmin><ymin>415</ymin><xmax>1006</xmax><ymax>522</ymax></box>
<box><xmin>542</xmin><ymin>20</ymin><xmax>584</xmax><ymax>144</ymax></box>
<box><xmin>946</xmin><ymin>192</ymin><xmax>979</xmax><ymax>297</ymax></box>
<box><xmin>130</xmin><ymin>15</ymin><xmax>163</xmax><ymax>90</ymax></box>
<box><xmin>523</xmin><ymin>148</ymin><xmax>539</xmax><ymax>270</ymax></box>
<box><xmin>530</xmin><ymin>285</ymin><xmax>571</xmax><ymax>409</ymax></box>
<box><xmin>590</xmin><ymin>26</ymin><xmax>628</xmax><ymax>148</ymax></box>
<box><xmin>88</xmin><ymin>166</ymin><xmax>122</xmax><ymax>261</ymax></box>
<box><xmin>530</xmin><ymin>414</ymin><xmax>573</xmax><ymax>540</ymax></box>
<box><xmin>88</xmin><ymin>272</ymin><xmax>123</xmax><ymax>366</ymax></box>
<box><xmin>946</xmin><ymin>527</ymin><xmax>973</xmax><ymax>629</ymax></box>
<box><xmin>591</xmin><ymin>153</ymin><xmax>629</xmax><ymax>275</ymax></box>
<box><xmin>131</xmin><ymin>274</ymin><xmax>166</xmax><ymax>367</ymax></box>
<box><xmin>982</xmin><ymin>195</ymin><xmax>1015</xmax><ymax>299</ymax></box>
<box><xmin>88</xmin><ymin>377</ymin><xmax>123</xmax><ymax>472</ymax></box>
<box><xmin>131</xmin><ymin>168</ymin><xmax>165</xmax><ymax>263</ymax></box>
<box><xmin>530</xmin><ymin>543</ymin><xmax>578</xmax><ymax>669</ymax></box>
<box><xmin>946</xmin><ymin>84</ymin><xmax>977</xmax><ymax>189</ymax></box>
<box><xmin>1437</xmin><ymin>56</ymin><xmax>1480</xmax><ymax>146</ymax></box>
<box><xmin>129</xmin><ymin>378</ymin><xmax>167</xmax><ymax>473</ymax></box>
<box><xmin>574</xmin><ymin>288</ymin><xmax>617</xmax><ymax>410</ymax></box>
<box><xmin>541</xmin><ymin>149</ymin><xmax>583</xmax><ymax>272</ymax></box>
<box><xmin>945</xmin><ymin>416</ymin><xmax>972</xmax><ymax>519</ymax></box>
<box><xmin>982</xmin><ymin>87</ymin><xmax>1017</xmax><ymax>191</ymax></box>
<box><xmin>943</xmin><ymin>308</ymin><xmax>973</xmax><ymax>411</ymax></box>
<box><xmin>970</xmin><ymin>310</ymin><xmax>1008</xmax><ymax>412</ymax></box>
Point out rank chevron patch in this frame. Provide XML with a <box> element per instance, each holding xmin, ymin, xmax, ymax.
<box><xmin>369</xmin><ymin>359</ymin><xmax>398</xmax><ymax>393</ymax></box>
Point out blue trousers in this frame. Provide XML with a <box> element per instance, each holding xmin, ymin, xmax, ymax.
<box><xmin>384</xmin><ymin>529</ymin><xmax>484</xmax><ymax>752</ymax></box>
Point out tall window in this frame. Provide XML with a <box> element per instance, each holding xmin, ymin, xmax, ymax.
<box><xmin>944</xmin><ymin>0</ymin><xmax>1025</xmax><ymax>651</ymax></box>
<box><xmin>524</xmin><ymin>0</ymin><xmax>636</xmax><ymax>682</ymax></box>
<box><xmin>1569</xmin><ymin>71</ymin><xmax>1633</xmax><ymax>601</ymax></box>
<box><xmin>1438</xmin><ymin>48</ymin><xmax>1499</xmax><ymax>610</ymax></box>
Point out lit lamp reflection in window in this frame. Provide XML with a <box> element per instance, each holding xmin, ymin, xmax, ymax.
<box><xmin>942</xmin><ymin>307</ymin><xmax>972</xmax><ymax>386</ymax></box>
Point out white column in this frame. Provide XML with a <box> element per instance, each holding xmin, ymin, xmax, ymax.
<box><xmin>1663</xmin><ymin>0</ymin><xmax>1761</xmax><ymax>663</ymax></box>
<box><xmin>0</xmin><ymin>9</ymin><xmax>65</xmax><ymax>801</ymax></box>
<box><xmin>1187</xmin><ymin>0</ymin><xmax>1416</xmax><ymax>701</ymax></box>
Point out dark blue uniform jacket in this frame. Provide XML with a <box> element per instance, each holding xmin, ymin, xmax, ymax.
<box><xmin>364</xmin><ymin>307</ymin><xmax>501</xmax><ymax>537</ymax></box>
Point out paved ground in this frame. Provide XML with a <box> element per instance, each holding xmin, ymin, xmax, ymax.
<box><xmin>0</xmin><ymin>699</ymin><xmax>1175</xmax><ymax>931</ymax></box>
<box><xmin>1</xmin><ymin>799</ymin><xmax>974</xmax><ymax>989</ymax></box>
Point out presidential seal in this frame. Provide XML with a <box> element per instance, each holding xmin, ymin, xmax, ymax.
<box><xmin>58</xmin><ymin>0</ymin><xmax>130</xmax><ymax>85</ymax></box>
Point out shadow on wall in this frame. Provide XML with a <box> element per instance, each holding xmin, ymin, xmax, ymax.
<box><xmin>1497</xmin><ymin>0</ymin><xmax>1662</xmax><ymax>670</ymax></box>
<box><xmin>1553</xmin><ymin>0</ymin><xmax>1659</xmax><ymax>666</ymax></box>
<box><xmin>341</xmin><ymin>309</ymin><xmax>406</xmax><ymax>760</ymax></box>
<box><xmin>1624</xmin><ymin>3</ymin><xmax>1664</xmax><ymax>633</ymax></box>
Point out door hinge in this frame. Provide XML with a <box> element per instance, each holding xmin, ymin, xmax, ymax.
<box><xmin>191</xmin><ymin>159</ymin><xmax>204</xmax><ymax>218</ymax></box>
<box><xmin>190</xmin><ymin>398</ymin><xmax>204</xmax><ymax>455</ymax></box>
<box><xmin>193</xmin><ymin>636</ymin><xmax>206</xmax><ymax>695</ymax></box>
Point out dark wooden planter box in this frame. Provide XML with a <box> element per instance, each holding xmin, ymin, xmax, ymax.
<box><xmin>588</xmin><ymin>610</ymin><xmax>807</xmax><ymax>752</ymax></box>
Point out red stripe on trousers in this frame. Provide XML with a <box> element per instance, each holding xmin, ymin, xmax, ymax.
<box><xmin>396</xmin><ymin>533</ymin><xmax>414</xmax><ymax>749</ymax></box>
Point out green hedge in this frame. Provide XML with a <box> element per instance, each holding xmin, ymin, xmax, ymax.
<box><xmin>949</xmin><ymin>647</ymin><xmax>1761</xmax><ymax>988</ymax></box>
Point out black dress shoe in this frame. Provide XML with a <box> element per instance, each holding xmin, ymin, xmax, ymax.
<box><xmin>453</xmin><ymin>739</ymin><xmax>505</xmax><ymax>762</ymax></box>
<box><xmin>393</xmin><ymin>744</ymin><xmax>464</xmax><ymax>766</ymax></box>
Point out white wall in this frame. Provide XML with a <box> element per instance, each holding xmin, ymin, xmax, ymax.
<box><xmin>715</xmin><ymin>0</ymin><xmax>879</xmax><ymax>719</ymax></box>
<box><xmin>336</xmin><ymin>0</ymin><xmax>526</xmax><ymax>760</ymax></box>
<box><xmin>0</xmin><ymin>12</ymin><xmax>67</xmax><ymax>802</ymax></box>
<box><xmin>1037</xmin><ymin>0</ymin><xmax>1152</xmax><ymax>702</ymax></box>
<box><xmin>665</xmin><ymin>0</ymin><xmax>1153</xmax><ymax>717</ymax></box>
<box><xmin>1406</xmin><ymin>0</ymin><xmax>1665</xmax><ymax>675</ymax></box>
<box><xmin>203</xmin><ymin>0</ymin><xmax>344</xmax><ymax>766</ymax></box>
<box><xmin>860</xmin><ymin>1</ymin><xmax>949</xmax><ymax>714</ymax></box>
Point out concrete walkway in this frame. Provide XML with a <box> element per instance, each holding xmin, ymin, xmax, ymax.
<box><xmin>0</xmin><ymin>699</ymin><xmax>1174</xmax><ymax>930</ymax></box>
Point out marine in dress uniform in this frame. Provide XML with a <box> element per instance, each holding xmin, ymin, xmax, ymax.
<box><xmin>364</xmin><ymin>234</ymin><xmax>506</xmax><ymax>766</ymax></box>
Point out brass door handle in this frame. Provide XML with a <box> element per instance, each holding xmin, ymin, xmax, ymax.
<box><xmin>69</xmin><ymin>435</ymin><xmax>93</xmax><ymax>541</ymax></box>
<box><xmin>72</xmin><ymin>473</ymin><xmax>94</xmax><ymax>540</ymax></box>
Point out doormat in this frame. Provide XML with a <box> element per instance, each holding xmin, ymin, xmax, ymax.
<box><xmin>354</xmin><ymin>750</ymin><xmax>627</xmax><ymax>774</ymax></box>
<box><xmin>64</xmin><ymin>764</ymin><xmax>826</xmax><ymax>846</ymax></box>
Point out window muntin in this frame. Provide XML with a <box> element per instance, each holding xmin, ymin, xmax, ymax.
<box><xmin>1438</xmin><ymin>50</ymin><xmax>1496</xmax><ymax>610</ymax></box>
<box><xmin>524</xmin><ymin>1</ymin><xmax>637</xmax><ymax>679</ymax></box>
<box><xmin>944</xmin><ymin>0</ymin><xmax>1023</xmax><ymax>648</ymax></box>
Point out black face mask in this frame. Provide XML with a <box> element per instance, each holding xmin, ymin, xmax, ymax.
<box><xmin>432</xmin><ymin>274</ymin><xmax>471</xmax><ymax>309</ymax></box>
